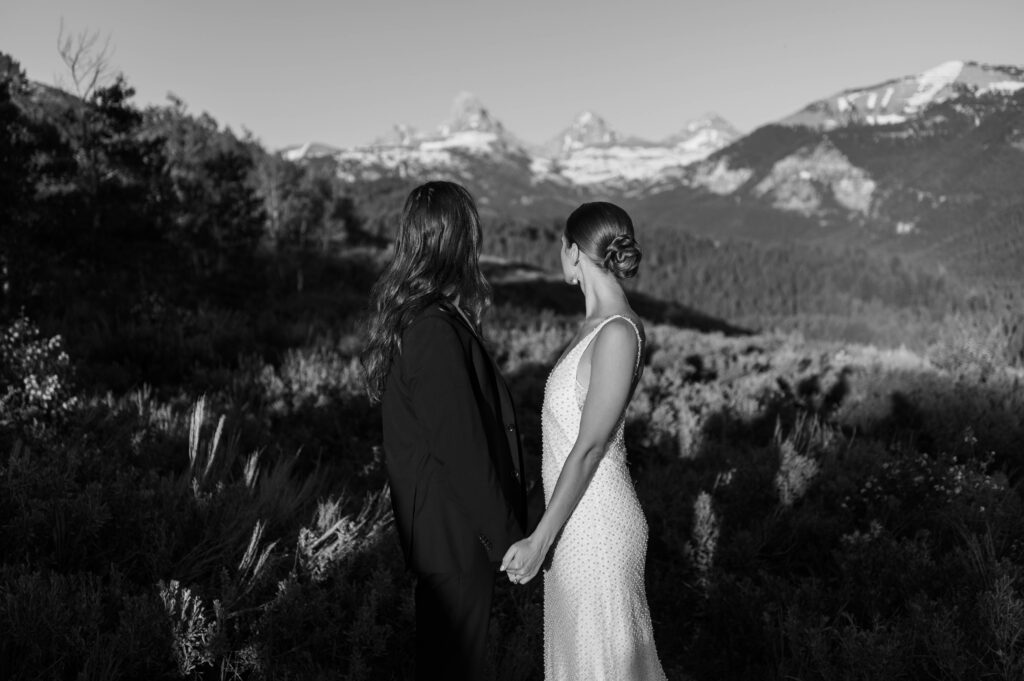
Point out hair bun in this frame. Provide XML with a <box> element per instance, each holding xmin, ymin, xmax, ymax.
<box><xmin>602</xmin><ymin>234</ymin><xmax>642</xmax><ymax>279</ymax></box>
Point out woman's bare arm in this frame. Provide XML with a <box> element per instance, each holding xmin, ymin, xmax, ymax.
<box><xmin>501</xmin><ymin>318</ymin><xmax>639</xmax><ymax>581</ymax></box>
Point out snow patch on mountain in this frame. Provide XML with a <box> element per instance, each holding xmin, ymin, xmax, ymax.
<box><xmin>690</xmin><ymin>157</ymin><xmax>754</xmax><ymax>195</ymax></box>
<box><xmin>782</xmin><ymin>60</ymin><xmax>1024</xmax><ymax>130</ymax></box>
<box><xmin>421</xmin><ymin>130</ymin><xmax>503</xmax><ymax>154</ymax></box>
<box><xmin>556</xmin><ymin>145</ymin><xmax>695</xmax><ymax>185</ymax></box>
<box><xmin>896</xmin><ymin>221</ymin><xmax>917</xmax><ymax>235</ymax></box>
<box><xmin>906</xmin><ymin>60</ymin><xmax>964</xmax><ymax>110</ymax></box>
<box><xmin>663</xmin><ymin>114</ymin><xmax>740</xmax><ymax>148</ymax></box>
<box><xmin>981</xmin><ymin>81</ymin><xmax>1024</xmax><ymax>95</ymax></box>
<box><xmin>753</xmin><ymin>140</ymin><xmax>875</xmax><ymax>216</ymax></box>
<box><xmin>864</xmin><ymin>113</ymin><xmax>907</xmax><ymax>125</ymax></box>
<box><xmin>333</xmin><ymin>146</ymin><xmax>455</xmax><ymax>181</ymax></box>
<box><xmin>281</xmin><ymin>142</ymin><xmax>343</xmax><ymax>162</ymax></box>
<box><xmin>530</xmin><ymin>156</ymin><xmax>556</xmax><ymax>176</ymax></box>
<box><xmin>539</xmin><ymin>112</ymin><xmax>740</xmax><ymax>186</ymax></box>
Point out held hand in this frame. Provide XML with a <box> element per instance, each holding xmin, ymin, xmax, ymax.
<box><xmin>499</xmin><ymin>535</ymin><xmax>547</xmax><ymax>585</ymax></box>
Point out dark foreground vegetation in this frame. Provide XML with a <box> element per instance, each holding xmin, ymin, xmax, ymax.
<box><xmin>4</xmin><ymin>50</ymin><xmax>1024</xmax><ymax>680</ymax></box>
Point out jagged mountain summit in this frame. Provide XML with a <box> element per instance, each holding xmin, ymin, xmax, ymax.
<box><xmin>371</xmin><ymin>124</ymin><xmax>421</xmax><ymax>148</ymax></box>
<box><xmin>296</xmin><ymin>92</ymin><xmax>535</xmax><ymax>206</ymax></box>
<box><xmin>663</xmin><ymin>114</ymin><xmax>741</xmax><ymax>151</ymax></box>
<box><xmin>781</xmin><ymin>60</ymin><xmax>1024</xmax><ymax>129</ymax></box>
<box><xmin>542</xmin><ymin>111</ymin><xmax>621</xmax><ymax>157</ymax></box>
<box><xmin>440</xmin><ymin>91</ymin><xmax>507</xmax><ymax>136</ymax></box>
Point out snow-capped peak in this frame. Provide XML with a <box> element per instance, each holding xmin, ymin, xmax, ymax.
<box><xmin>440</xmin><ymin>91</ymin><xmax>505</xmax><ymax>136</ymax></box>
<box><xmin>684</xmin><ymin>113</ymin><xmax>739</xmax><ymax>135</ymax></box>
<box><xmin>538</xmin><ymin>111</ymin><xmax>622</xmax><ymax>158</ymax></box>
<box><xmin>663</xmin><ymin>113</ymin><xmax>741</xmax><ymax>149</ymax></box>
<box><xmin>372</xmin><ymin>123</ymin><xmax>422</xmax><ymax>148</ymax></box>
<box><xmin>782</xmin><ymin>60</ymin><xmax>1024</xmax><ymax>129</ymax></box>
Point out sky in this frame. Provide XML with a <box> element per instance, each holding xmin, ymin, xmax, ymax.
<box><xmin>3</xmin><ymin>0</ymin><xmax>1023</xmax><ymax>150</ymax></box>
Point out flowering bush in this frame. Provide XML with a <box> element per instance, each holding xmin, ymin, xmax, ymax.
<box><xmin>841</xmin><ymin>445</ymin><xmax>1005</xmax><ymax>522</ymax></box>
<box><xmin>0</xmin><ymin>316</ymin><xmax>78</xmax><ymax>431</ymax></box>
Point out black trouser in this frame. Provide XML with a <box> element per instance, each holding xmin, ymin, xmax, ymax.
<box><xmin>415</xmin><ymin>566</ymin><xmax>495</xmax><ymax>681</ymax></box>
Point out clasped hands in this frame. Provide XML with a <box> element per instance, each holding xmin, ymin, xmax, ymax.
<box><xmin>500</xmin><ymin>534</ymin><xmax>546</xmax><ymax>585</ymax></box>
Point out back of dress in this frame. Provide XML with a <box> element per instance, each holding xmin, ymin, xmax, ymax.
<box><xmin>540</xmin><ymin>315</ymin><xmax>667</xmax><ymax>681</ymax></box>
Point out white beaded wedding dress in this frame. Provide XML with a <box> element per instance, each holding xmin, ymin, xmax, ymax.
<box><xmin>541</xmin><ymin>315</ymin><xmax>667</xmax><ymax>680</ymax></box>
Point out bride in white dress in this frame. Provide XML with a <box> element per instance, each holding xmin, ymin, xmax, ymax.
<box><xmin>501</xmin><ymin>202</ymin><xmax>667</xmax><ymax>680</ymax></box>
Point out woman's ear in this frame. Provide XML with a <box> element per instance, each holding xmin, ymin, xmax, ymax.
<box><xmin>569</xmin><ymin>242</ymin><xmax>580</xmax><ymax>265</ymax></box>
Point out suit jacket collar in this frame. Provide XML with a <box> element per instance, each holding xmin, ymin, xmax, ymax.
<box><xmin>438</xmin><ymin>300</ymin><xmax>482</xmax><ymax>341</ymax></box>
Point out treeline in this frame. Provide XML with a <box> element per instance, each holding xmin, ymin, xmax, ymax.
<box><xmin>0</xmin><ymin>51</ymin><xmax>374</xmax><ymax>322</ymax></box>
<box><xmin>479</xmin><ymin>215</ymin><xmax>972</xmax><ymax>313</ymax></box>
<box><xmin>475</xmin><ymin>210</ymin><xmax>1024</xmax><ymax>361</ymax></box>
<box><xmin>638</xmin><ymin>226</ymin><xmax>963</xmax><ymax>319</ymax></box>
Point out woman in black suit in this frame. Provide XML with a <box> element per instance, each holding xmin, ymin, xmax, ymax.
<box><xmin>363</xmin><ymin>181</ymin><xmax>527</xmax><ymax>681</ymax></box>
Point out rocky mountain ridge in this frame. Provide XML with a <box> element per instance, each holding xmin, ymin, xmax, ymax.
<box><xmin>282</xmin><ymin>91</ymin><xmax>740</xmax><ymax>189</ymax></box>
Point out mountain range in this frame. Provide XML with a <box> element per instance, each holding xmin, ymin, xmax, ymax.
<box><xmin>642</xmin><ymin>61</ymin><xmax>1024</xmax><ymax>257</ymax></box>
<box><xmin>282</xmin><ymin>92</ymin><xmax>741</xmax><ymax>190</ymax></box>
<box><xmin>283</xmin><ymin>60</ymin><xmax>1024</xmax><ymax>282</ymax></box>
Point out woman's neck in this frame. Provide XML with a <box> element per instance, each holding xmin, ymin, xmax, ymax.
<box><xmin>580</xmin><ymin>271</ymin><xmax>627</xmax><ymax>319</ymax></box>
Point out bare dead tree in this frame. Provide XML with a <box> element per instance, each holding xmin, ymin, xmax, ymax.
<box><xmin>56</xmin><ymin>19</ymin><xmax>118</xmax><ymax>239</ymax></box>
<box><xmin>56</xmin><ymin>17</ymin><xmax>114</xmax><ymax>98</ymax></box>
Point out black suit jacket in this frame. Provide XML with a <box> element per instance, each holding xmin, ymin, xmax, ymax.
<box><xmin>381</xmin><ymin>302</ymin><xmax>527</xmax><ymax>574</ymax></box>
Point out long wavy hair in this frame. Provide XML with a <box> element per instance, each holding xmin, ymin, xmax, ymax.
<box><xmin>362</xmin><ymin>181</ymin><xmax>491</xmax><ymax>402</ymax></box>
